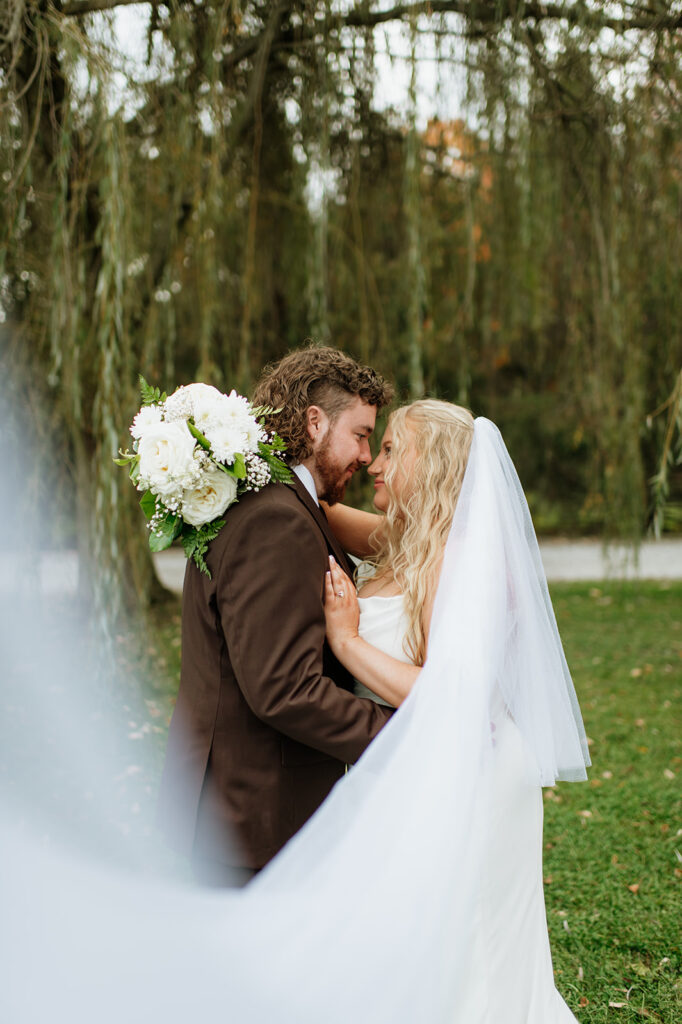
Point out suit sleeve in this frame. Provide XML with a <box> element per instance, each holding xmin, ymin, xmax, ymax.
<box><xmin>214</xmin><ymin>495</ymin><xmax>392</xmax><ymax>764</ymax></box>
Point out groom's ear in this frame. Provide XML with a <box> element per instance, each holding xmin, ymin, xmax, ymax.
<box><xmin>306</xmin><ymin>405</ymin><xmax>328</xmax><ymax>443</ymax></box>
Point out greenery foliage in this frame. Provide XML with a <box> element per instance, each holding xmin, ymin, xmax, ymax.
<box><xmin>2</xmin><ymin>1</ymin><xmax>682</xmax><ymax>618</ymax></box>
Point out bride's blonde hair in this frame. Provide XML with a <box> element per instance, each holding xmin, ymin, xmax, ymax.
<box><xmin>370</xmin><ymin>399</ymin><xmax>475</xmax><ymax>666</ymax></box>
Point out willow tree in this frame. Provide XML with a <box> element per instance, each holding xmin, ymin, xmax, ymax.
<box><xmin>2</xmin><ymin>0</ymin><xmax>681</xmax><ymax>627</ymax></box>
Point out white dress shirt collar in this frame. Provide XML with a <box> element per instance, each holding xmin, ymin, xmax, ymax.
<box><xmin>292</xmin><ymin>463</ymin><xmax>319</xmax><ymax>507</ymax></box>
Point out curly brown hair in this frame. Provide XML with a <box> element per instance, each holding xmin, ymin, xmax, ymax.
<box><xmin>252</xmin><ymin>345</ymin><xmax>394</xmax><ymax>463</ymax></box>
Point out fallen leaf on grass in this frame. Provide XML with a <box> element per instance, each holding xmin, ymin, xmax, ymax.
<box><xmin>627</xmin><ymin>882</ymin><xmax>640</xmax><ymax>893</ymax></box>
<box><xmin>608</xmin><ymin>1002</ymin><xmax>663</xmax><ymax>1020</ymax></box>
<box><xmin>579</xmin><ymin>997</ymin><xmax>589</xmax><ymax>1007</ymax></box>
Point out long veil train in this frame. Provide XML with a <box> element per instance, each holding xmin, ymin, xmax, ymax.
<box><xmin>1</xmin><ymin>419</ymin><xmax>589</xmax><ymax>1023</ymax></box>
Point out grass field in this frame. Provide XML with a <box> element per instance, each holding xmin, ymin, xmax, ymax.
<box><xmin>129</xmin><ymin>581</ymin><xmax>682</xmax><ymax>1023</ymax></box>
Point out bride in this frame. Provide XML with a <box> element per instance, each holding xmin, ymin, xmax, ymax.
<box><xmin>321</xmin><ymin>399</ymin><xmax>589</xmax><ymax>1022</ymax></box>
<box><xmin>2</xmin><ymin>401</ymin><xmax>590</xmax><ymax>1024</ymax></box>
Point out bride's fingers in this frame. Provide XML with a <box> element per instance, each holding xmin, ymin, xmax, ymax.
<box><xmin>328</xmin><ymin>559</ymin><xmax>350</xmax><ymax>599</ymax></box>
<box><xmin>328</xmin><ymin>555</ymin><xmax>351</xmax><ymax>587</ymax></box>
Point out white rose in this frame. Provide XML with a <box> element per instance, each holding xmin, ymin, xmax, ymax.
<box><xmin>130</xmin><ymin>404</ymin><xmax>163</xmax><ymax>440</ymax></box>
<box><xmin>164</xmin><ymin>383</ymin><xmax>223</xmax><ymax>422</ymax></box>
<box><xmin>181</xmin><ymin>466</ymin><xmax>238</xmax><ymax>527</ymax></box>
<box><xmin>138</xmin><ymin>421</ymin><xmax>197</xmax><ymax>497</ymax></box>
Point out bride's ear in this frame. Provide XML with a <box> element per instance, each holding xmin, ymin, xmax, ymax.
<box><xmin>306</xmin><ymin>405</ymin><xmax>328</xmax><ymax>443</ymax></box>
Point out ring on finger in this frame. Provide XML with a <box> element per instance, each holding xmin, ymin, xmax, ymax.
<box><xmin>337</xmin><ymin>590</ymin><xmax>345</xmax><ymax>598</ymax></box>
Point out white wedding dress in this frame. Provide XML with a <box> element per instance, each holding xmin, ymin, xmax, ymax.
<box><xmin>355</xmin><ymin>591</ymin><xmax>579</xmax><ymax>1023</ymax></box>
<box><xmin>2</xmin><ymin>419</ymin><xmax>589</xmax><ymax>1024</ymax></box>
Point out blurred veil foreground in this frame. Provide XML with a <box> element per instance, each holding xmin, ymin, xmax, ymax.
<box><xmin>1</xmin><ymin>401</ymin><xmax>589</xmax><ymax>1023</ymax></box>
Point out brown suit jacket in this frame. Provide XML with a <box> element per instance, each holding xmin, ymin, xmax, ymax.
<box><xmin>157</xmin><ymin>476</ymin><xmax>393</xmax><ymax>869</ymax></box>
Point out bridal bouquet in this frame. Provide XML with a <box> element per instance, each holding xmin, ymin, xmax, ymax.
<box><xmin>115</xmin><ymin>377</ymin><xmax>291</xmax><ymax>576</ymax></box>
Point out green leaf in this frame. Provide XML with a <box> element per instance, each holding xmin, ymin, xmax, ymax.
<box><xmin>250</xmin><ymin>403</ymin><xmax>283</xmax><ymax>419</ymax></box>
<box><xmin>139</xmin><ymin>490</ymin><xmax>157</xmax><ymax>520</ymax></box>
<box><xmin>149</xmin><ymin>529</ymin><xmax>173</xmax><ymax>553</ymax></box>
<box><xmin>129</xmin><ymin>458</ymin><xmax>141</xmax><ymax>485</ymax></box>
<box><xmin>269</xmin><ymin>431</ymin><xmax>288</xmax><ymax>452</ymax></box>
<box><xmin>139</xmin><ymin>375</ymin><xmax>166</xmax><ymax>407</ymax></box>
<box><xmin>187</xmin><ymin>419</ymin><xmax>211</xmax><ymax>450</ymax></box>
<box><xmin>148</xmin><ymin>511</ymin><xmax>182</xmax><ymax>552</ymax></box>
<box><xmin>231</xmin><ymin>452</ymin><xmax>247</xmax><ymax>479</ymax></box>
<box><xmin>181</xmin><ymin>519</ymin><xmax>226</xmax><ymax>578</ymax></box>
<box><xmin>258</xmin><ymin>442</ymin><xmax>293</xmax><ymax>483</ymax></box>
<box><xmin>113</xmin><ymin>447</ymin><xmax>136</xmax><ymax>466</ymax></box>
<box><xmin>216</xmin><ymin>453</ymin><xmax>247</xmax><ymax>480</ymax></box>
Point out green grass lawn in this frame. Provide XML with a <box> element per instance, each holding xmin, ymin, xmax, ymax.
<box><xmin>129</xmin><ymin>581</ymin><xmax>681</xmax><ymax>1023</ymax></box>
<box><xmin>543</xmin><ymin>583</ymin><xmax>681</xmax><ymax>1023</ymax></box>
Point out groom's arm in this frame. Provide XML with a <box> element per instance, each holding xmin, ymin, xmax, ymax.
<box><xmin>214</xmin><ymin>493</ymin><xmax>392</xmax><ymax>764</ymax></box>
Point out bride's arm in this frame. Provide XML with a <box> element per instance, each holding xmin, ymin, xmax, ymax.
<box><xmin>320</xmin><ymin>502</ymin><xmax>384</xmax><ymax>559</ymax></box>
<box><xmin>324</xmin><ymin>559</ymin><xmax>420</xmax><ymax>706</ymax></box>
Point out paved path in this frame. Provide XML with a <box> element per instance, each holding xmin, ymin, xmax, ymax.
<box><xmin>152</xmin><ymin>539</ymin><xmax>682</xmax><ymax>594</ymax></box>
<box><xmin>1</xmin><ymin>540</ymin><xmax>680</xmax><ymax>596</ymax></box>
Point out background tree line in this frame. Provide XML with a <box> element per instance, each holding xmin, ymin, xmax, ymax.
<box><xmin>2</xmin><ymin>0</ymin><xmax>681</xmax><ymax>621</ymax></box>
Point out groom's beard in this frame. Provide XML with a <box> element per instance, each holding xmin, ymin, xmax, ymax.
<box><xmin>314</xmin><ymin>437</ymin><xmax>361</xmax><ymax>506</ymax></box>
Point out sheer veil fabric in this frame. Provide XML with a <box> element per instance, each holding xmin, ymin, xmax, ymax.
<box><xmin>2</xmin><ymin>418</ymin><xmax>590</xmax><ymax>1023</ymax></box>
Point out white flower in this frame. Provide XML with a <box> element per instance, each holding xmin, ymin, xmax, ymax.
<box><xmin>203</xmin><ymin>391</ymin><xmax>261</xmax><ymax>459</ymax></box>
<box><xmin>130</xmin><ymin>404</ymin><xmax>163</xmax><ymax>439</ymax></box>
<box><xmin>182</xmin><ymin>466</ymin><xmax>238</xmax><ymax>526</ymax></box>
<box><xmin>138</xmin><ymin>421</ymin><xmax>198</xmax><ymax>498</ymax></box>
<box><xmin>205</xmin><ymin>422</ymin><xmax>242</xmax><ymax>465</ymax></box>
<box><xmin>241</xmin><ymin>415</ymin><xmax>261</xmax><ymax>454</ymax></box>
<box><xmin>192</xmin><ymin>391</ymin><xmax>228</xmax><ymax>436</ymax></box>
<box><xmin>164</xmin><ymin>383</ymin><xmax>223</xmax><ymax>422</ymax></box>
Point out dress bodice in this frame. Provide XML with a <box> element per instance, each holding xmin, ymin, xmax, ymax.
<box><xmin>355</xmin><ymin>591</ymin><xmax>413</xmax><ymax>707</ymax></box>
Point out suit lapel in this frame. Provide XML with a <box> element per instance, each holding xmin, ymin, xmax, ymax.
<box><xmin>289</xmin><ymin>477</ymin><xmax>355</xmax><ymax>578</ymax></box>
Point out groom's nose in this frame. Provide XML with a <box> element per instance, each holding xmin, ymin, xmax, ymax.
<box><xmin>357</xmin><ymin>438</ymin><xmax>372</xmax><ymax>465</ymax></box>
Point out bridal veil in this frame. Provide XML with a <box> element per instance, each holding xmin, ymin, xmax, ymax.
<box><xmin>2</xmin><ymin>417</ymin><xmax>589</xmax><ymax>1023</ymax></box>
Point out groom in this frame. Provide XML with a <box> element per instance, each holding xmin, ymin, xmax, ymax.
<box><xmin>157</xmin><ymin>345</ymin><xmax>394</xmax><ymax>885</ymax></box>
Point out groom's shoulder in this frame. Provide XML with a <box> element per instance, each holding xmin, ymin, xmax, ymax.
<box><xmin>232</xmin><ymin>479</ymin><xmax>302</xmax><ymax>517</ymax></box>
<box><xmin>205</xmin><ymin>481</ymin><xmax>315</xmax><ymax>573</ymax></box>
<box><xmin>216</xmin><ymin>480</ymin><xmax>308</xmax><ymax>540</ymax></box>
<box><xmin>198</xmin><ymin>481</ymin><xmax>323</xmax><ymax>584</ymax></box>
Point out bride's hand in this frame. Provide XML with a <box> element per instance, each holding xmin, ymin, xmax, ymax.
<box><xmin>324</xmin><ymin>556</ymin><xmax>359</xmax><ymax>653</ymax></box>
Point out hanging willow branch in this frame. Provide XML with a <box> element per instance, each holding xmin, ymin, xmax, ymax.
<box><xmin>649</xmin><ymin>370</ymin><xmax>682</xmax><ymax>538</ymax></box>
<box><xmin>57</xmin><ymin>0</ymin><xmax>682</xmax><ymax>36</ymax></box>
<box><xmin>403</xmin><ymin>11</ymin><xmax>425</xmax><ymax>398</ymax></box>
<box><xmin>238</xmin><ymin>0</ymin><xmax>288</xmax><ymax>389</ymax></box>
